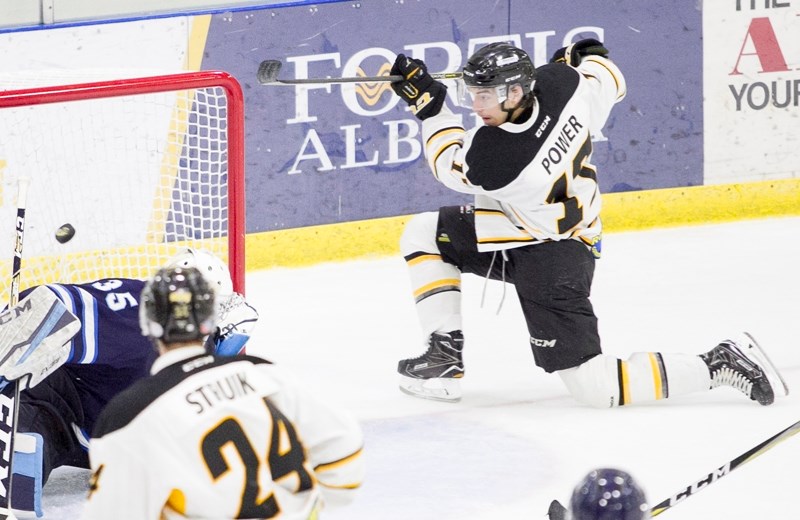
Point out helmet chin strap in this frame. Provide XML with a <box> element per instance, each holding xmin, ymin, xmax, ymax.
<box><xmin>500</xmin><ymin>99</ymin><xmax>521</xmax><ymax>123</ymax></box>
<box><xmin>500</xmin><ymin>90</ymin><xmax>536</xmax><ymax>123</ymax></box>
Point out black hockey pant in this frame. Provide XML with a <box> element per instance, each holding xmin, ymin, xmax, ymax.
<box><xmin>436</xmin><ymin>205</ymin><xmax>602</xmax><ymax>372</ymax></box>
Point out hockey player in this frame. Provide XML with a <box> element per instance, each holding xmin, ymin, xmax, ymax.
<box><xmin>568</xmin><ymin>468</ymin><xmax>649</xmax><ymax>520</ymax></box>
<box><xmin>0</xmin><ymin>249</ymin><xmax>258</xmax><ymax>518</ymax></box>
<box><xmin>545</xmin><ymin>467</ymin><xmax>649</xmax><ymax>519</ymax></box>
<box><xmin>82</xmin><ymin>266</ymin><xmax>365</xmax><ymax>519</ymax></box>
<box><xmin>390</xmin><ymin>41</ymin><xmax>788</xmax><ymax>405</ymax></box>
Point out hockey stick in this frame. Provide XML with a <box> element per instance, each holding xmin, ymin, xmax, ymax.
<box><xmin>546</xmin><ymin>418</ymin><xmax>800</xmax><ymax>519</ymax></box>
<box><xmin>9</xmin><ymin>178</ymin><xmax>28</xmax><ymax>309</ymax></box>
<box><xmin>648</xmin><ymin>418</ymin><xmax>800</xmax><ymax>516</ymax></box>
<box><xmin>0</xmin><ymin>287</ymin><xmax>80</xmax><ymax>518</ymax></box>
<box><xmin>256</xmin><ymin>59</ymin><xmax>463</xmax><ymax>86</ymax></box>
<box><xmin>0</xmin><ymin>177</ymin><xmax>29</xmax><ymax>517</ymax></box>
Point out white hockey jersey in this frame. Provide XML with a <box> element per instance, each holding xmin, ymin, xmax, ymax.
<box><xmin>422</xmin><ymin>56</ymin><xmax>627</xmax><ymax>253</ymax></box>
<box><xmin>82</xmin><ymin>346</ymin><xmax>365</xmax><ymax>520</ymax></box>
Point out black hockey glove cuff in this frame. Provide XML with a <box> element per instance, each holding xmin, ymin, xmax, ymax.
<box><xmin>390</xmin><ymin>54</ymin><xmax>447</xmax><ymax>120</ymax></box>
<box><xmin>549</xmin><ymin>38</ymin><xmax>609</xmax><ymax>67</ymax></box>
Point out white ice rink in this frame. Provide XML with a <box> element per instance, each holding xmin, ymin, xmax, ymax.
<box><xmin>43</xmin><ymin>216</ymin><xmax>800</xmax><ymax>519</ymax></box>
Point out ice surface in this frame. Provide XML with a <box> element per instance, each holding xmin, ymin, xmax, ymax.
<box><xmin>41</xmin><ymin>217</ymin><xmax>800</xmax><ymax>519</ymax></box>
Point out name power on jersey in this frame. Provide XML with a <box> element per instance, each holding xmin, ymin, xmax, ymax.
<box><xmin>55</xmin><ymin>223</ymin><xmax>76</xmax><ymax>244</ymax></box>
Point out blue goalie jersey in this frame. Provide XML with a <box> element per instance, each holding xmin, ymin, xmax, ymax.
<box><xmin>20</xmin><ymin>278</ymin><xmax>157</xmax><ymax>442</ymax></box>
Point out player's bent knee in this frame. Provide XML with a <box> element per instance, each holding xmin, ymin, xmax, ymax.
<box><xmin>557</xmin><ymin>355</ymin><xmax>620</xmax><ymax>408</ymax></box>
<box><xmin>400</xmin><ymin>212</ymin><xmax>440</xmax><ymax>256</ymax></box>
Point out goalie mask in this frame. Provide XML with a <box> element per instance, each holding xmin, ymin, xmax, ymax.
<box><xmin>458</xmin><ymin>42</ymin><xmax>536</xmax><ymax>109</ymax></box>
<box><xmin>569</xmin><ymin>468</ymin><xmax>649</xmax><ymax>520</ymax></box>
<box><xmin>167</xmin><ymin>248</ymin><xmax>234</xmax><ymax>299</ymax></box>
<box><xmin>140</xmin><ymin>266</ymin><xmax>218</xmax><ymax>343</ymax></box>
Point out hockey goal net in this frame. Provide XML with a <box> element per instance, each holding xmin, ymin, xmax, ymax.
<box><xmin>0</xmin><ymin>70</ymin><xmax>245</xmax><ymax>296</ymax></box>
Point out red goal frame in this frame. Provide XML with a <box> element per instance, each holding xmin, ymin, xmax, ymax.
<box><xmin>0</xmin><ymin>70</ymin><xmax>246</xmax><ymax>293</ymax></box>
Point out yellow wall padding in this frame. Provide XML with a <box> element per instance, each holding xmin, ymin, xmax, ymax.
<box><xmin>245</xmin><ymin>178</ymin><xmax>800</xmax><ymax>270</ymax></box>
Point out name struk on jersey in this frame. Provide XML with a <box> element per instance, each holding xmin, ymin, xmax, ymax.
<box><xmin>185</xmin><ymin>371</ymin><xmax>255</xmax><ymax>414</ymax></box>
<box><xmin>84</xmin><ymin>350</ymin><xmax>365</xmax><ymax>520</ymax></box>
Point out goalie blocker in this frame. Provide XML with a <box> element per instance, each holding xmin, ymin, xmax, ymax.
<box><xmin>0</xmin><ymin>286</ymin><xmax>80</xmax><ymax>515</ymax></box>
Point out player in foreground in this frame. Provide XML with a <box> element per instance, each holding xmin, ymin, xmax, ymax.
<box><xmin>554</xmin><ymin>468</ymin><xmax>650</xmax><ymax>520</ymax></box>
<box><xmin>0</xmin><ymin>249</ymin><xmax>257</xmax><ymax>518</ymax></box>
<box><xmin>389</xmin><ymin>40</ymin><xmax>788</xmax><ymax>405</ymax></box>
<box><xmin>82</xmin><ymin>266</ymin><xmax>365</xmax><ymax>519</ymax></box>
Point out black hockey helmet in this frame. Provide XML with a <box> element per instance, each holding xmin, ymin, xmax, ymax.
<box><xmin>139</xmin><ymin>266</ymin><xmax>217</xmax><ymax>343</ymax></box>
<box><xmin>569</xmin><ymin>468</ymin><xmax>649</xmax><ymax>520</ymax></box>
<box><xmin>462</xmin><ymin>42</ymin><xmax>536</xmax><ymax>95</ymax></box>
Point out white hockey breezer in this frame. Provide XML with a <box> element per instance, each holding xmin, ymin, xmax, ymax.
<box><xmin>397</xmin><ymin>330</ymin><xmax>465</xmax><ymax>403</ymax></box>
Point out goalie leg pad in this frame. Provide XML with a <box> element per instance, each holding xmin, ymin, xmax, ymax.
<box><xmin>10</xmin><ymin>432</ymin><xmax>44</xmax><ymax>518</ymax></box>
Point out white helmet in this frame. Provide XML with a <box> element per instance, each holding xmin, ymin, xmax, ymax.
<box><xmin>166</xmin><ymin>248</ymin><xmax>233</xmax><ymax>299</ymax></box>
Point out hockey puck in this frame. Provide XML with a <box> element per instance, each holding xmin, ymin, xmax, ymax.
<box><xmin>55</xmin><ymin>223</ymin><xmax>76</xmax><ymax>244</ymax></box>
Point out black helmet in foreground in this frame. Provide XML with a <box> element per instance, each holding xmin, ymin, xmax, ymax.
<box><xmin>569</xmin><ymin>468</ymin><xmax>649</xmax><ymax>520</ymax></box>
<box><xmin>140</xmin><ymin>266</ymin><xmax>217</xmax><ymax>343</ymax></box>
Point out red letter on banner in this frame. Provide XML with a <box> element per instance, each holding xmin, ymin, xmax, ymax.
<box><xmin>730</xmin><ymin>17</ymin><xmax>789</xmax><ymax>75</ymax></box>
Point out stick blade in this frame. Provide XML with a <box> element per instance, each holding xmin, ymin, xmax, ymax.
<box><xmin>547</xmin><ymin>499</ymin><xmax>568</xmax><ymax>520</ymax></box>
<box><xmin>256</xmin><ymin>60</ymin><xmax>283</xmax><ymax>84</ymax></box>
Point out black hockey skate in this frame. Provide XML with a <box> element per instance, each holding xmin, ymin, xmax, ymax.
<box><xmin>701</xmin><ymin>332</ymin><xmax>789</xmax><ymax>406</ymax></box>
<box><xmin>398</xmin><ymin>330</ymin><xmax>464</xmax><ymax>402</ymax></box>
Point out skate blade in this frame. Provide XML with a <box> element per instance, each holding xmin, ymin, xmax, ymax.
<box><xmin>742</xmin><ymin>331</ymin><xmax>790</xmax><ymax>398</ymax></box>
<box><xmin>398</xmin><ymin>375</ymin><xmax>462</xmax><ymax>403</ymax></box>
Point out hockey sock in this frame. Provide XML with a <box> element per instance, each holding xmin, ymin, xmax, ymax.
<box><xmin>400</xmin><ymin>212</ymin><xmax>463</xmax><ymax>336</ymax></box>
<box><xmin>558</xmin><ymin>352</ymin><xmax>710</xmax><ymax>407</ymax></box>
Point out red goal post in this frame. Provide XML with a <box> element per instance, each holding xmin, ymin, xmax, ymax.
<box><xmin>0</xmin><ymin>70</ymin><xmax>245</xmax><ymax>295</ymax></box>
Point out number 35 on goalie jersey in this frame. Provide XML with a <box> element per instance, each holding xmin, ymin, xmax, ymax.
<box><xmin>82</xmin><ymin>353</ymin><xmax>365</xmax><ymax>520</ymax></box>
<box><xmin>31</xmin><ymin>279</ymin><xmax>151</xmax><ymax>368</ymax></box>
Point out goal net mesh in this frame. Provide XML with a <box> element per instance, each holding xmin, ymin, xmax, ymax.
<box><xmin>0</xmin><ymin>70</ymin><xmax>245</xmax><ymax>297</ymax></box>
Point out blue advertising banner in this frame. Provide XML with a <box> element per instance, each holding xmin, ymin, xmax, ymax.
<box><xmin>201</xmin><ymin>0</ymin><xmax>702</xmax><ymax>233</ymax></box>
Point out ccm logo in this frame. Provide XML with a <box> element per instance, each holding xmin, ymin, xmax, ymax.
<box><xmin>0</xmin><ymin>298</ymin><xmax>32</xmax><ymax>325</ymax></box>
<box><xmin>530</xmin><ymin>337</ymin><xmax>557</xmax><ymax>348</ymax></box>
<box><xmin>0</xmin><ymin>392</ymin><xmax>15</xmax><ymax>499</ymax></box>
<box><xmin>535</xmin><ymin>115</ymin><xmax>551</xmax><ymax>138</ymax></box>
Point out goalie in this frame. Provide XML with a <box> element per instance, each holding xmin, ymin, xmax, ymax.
<box><xmin>0</xmin><ymin>249</ymin><xmax>258</xmax><ymax>518</ymax></box>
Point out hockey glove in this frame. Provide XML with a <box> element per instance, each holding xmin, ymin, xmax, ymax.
<box><xmin>390</xmin><ymin>54</ymin><xmax>447</xmax><ymax>120</ymax></box>
<box><xmin>206</xmin><ymin>328</ymin><xmax>251</xmax><ymax>357</ymax></box>
<box><xmin>204</xmin><ymin>293</ymin><xmax>259</xmax><ymax>356</ymax></box>
<box><xmin>549</xmin><ymin>38</ymin><xmax>609</xmax><ymax>67</ymax></box>
<box><xmin>0</xmin><ymin>286</ymin><xmax>80</xmax><ymax>391</ymax></box>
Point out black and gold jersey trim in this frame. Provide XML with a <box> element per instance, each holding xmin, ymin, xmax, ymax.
<box><xmin>93</xmin><ymin>354</ymin><xmax>272</xmax><ymax>438</ymax></box>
